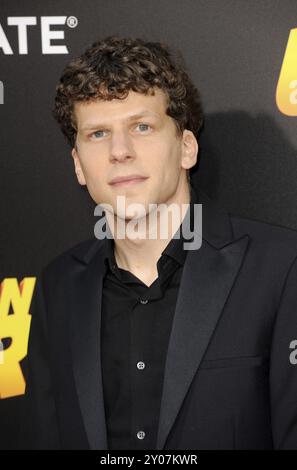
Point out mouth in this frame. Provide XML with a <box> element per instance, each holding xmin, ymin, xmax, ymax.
<box><xmin>109</xmin><ymin>177</ymin><xmax>149</xmax><ymax>188</ymax></box>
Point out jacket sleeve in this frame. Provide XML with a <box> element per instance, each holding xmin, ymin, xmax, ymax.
<box><xmin>17</xmin><ymin>272</ymin><xmax>61</xmax><ymax>449</ymax></box>
<box><xmin>269</xmin><ymin>255</ymin><xmax>297</xmax><ymax>449</ymax></box>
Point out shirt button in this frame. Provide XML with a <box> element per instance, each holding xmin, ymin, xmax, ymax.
<box><xmin>137</xmin><ymin>430</ymin><xmax>146</xmax><ymax>440</ymax></box>
<box><xmin>137</xmin><ymin>361</ymin><xmax>145</xmax><ymax>370</ymax></box>
<box><xmin>140</xmin><ymin>298</ymin><xmax>148</xmax><ymax>304</ymax></box>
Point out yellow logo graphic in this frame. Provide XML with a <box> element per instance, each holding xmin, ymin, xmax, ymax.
<box><xmin>0</xmin><ymin>277</ymin><xmax>35</xmax><ymax>399</ymax></box>
<box><xmin>276</xmin><ymin>28</ymin><xmax>297</xmax><ymax>116</ymax></box>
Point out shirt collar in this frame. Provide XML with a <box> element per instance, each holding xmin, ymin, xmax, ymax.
<box><xmin>103</xmin><ymin>183</ymin><xmax>198</xmax><ymax>271</ymax></box>
<box><xmin>160</xmin><ymin>182</ymin><xmax>198</xmax><ymax>266</ymax></box>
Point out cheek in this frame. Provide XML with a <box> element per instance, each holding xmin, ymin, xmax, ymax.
<box><xmin>156</xmin><ymin>148</ymin><xmax>180</xmax><ymax>175</ymax></box>
<box><xmin>143</xmin><ymin>141</ymin><xmax>173</xmax><ymax>169</ymax></box>
<box><xmin>80</xmin><ymin>154</ymin><xmax>106</xmax><ymax>180</ymax></box>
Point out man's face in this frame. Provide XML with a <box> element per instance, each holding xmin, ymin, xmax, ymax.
<box><xmin>71</xmin><ymin>88</ymin><xmax>198</xmax><ymax>220</ymax></box>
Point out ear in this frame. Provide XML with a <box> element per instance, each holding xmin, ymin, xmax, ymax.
<box><xmin>181</xmin><ymin>130</ymin><xmax>199</xmax><ymax>171</ymax></box>
<box><xmin>71</xmin><ymin>147</ymin><xmax>86</xmax><ymax>185</ymax></box>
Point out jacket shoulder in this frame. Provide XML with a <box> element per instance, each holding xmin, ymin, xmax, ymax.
<box><xmin>41</xmin><ymin>237</ymin><xmax>103</xmax><ymax>279</ymax></box>
<box><xmin>231</xmin><ymin>213</ymin><xmax>297</xmax><ymax>251</ymax></box>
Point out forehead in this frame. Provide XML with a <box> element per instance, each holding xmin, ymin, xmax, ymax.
<box><xmin>73</xmin><ymin>88</ymin><xmax>169</xmax><ymax>128</ymax></box>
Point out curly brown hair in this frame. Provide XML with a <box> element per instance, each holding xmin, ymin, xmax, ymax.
<box><xmin>52</xmin><ymin>35</ymin><xmax>204</xmax><ymax>164</ymax></box>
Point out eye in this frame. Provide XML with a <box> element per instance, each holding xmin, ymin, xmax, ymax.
<box><xmin>91</xmin><ymin>130</ymin><xmax>107</xmax><ymax>139</ymax></box>
<box><xmin>136</xmin><ymin>123</ymin><xmax>151</xmax><ymax>132</ymax></box>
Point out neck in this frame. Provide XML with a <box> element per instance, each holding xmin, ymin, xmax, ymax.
<box><xmin>105</xmin><ymin>180</ymin><xmax>191</xmax><ymax>278</ymax></box>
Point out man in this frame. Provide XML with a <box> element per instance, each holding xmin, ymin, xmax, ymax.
<box><xmin>19</xmin><ymin>36</ymin><xmax>297</xmax><ymax>449</ymax></box>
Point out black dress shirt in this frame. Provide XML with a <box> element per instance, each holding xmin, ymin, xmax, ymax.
<box><xmin>100</xmin><ymin>184</ymin><xmax>198</xmax><ymax>450</ymax></box>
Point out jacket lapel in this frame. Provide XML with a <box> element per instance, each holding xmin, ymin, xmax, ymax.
<box><xmin>70</xmin><ymin>240</ymin><xmax>108</xmax><ymax>450</ymax></box>
<box><xmin>155</xmin><ymin>190</ymin><xmax>250</xmax><ymax>449</ymax></box>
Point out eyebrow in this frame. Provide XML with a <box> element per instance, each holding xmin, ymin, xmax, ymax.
<box><xmin>81</xmin><ymin>110</ymin><xmax>160</xmax><ymax>131</ymax></box>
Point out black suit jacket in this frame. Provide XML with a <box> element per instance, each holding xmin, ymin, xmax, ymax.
<box><xmin>18</xmin><ymin>190</ymin><xmax>297</xmax><ymax>449</ymax></box>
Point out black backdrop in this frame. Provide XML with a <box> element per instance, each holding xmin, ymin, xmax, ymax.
<box><xmin>0</xmin><ymin>0</ymin><xmax>296</xmax><ymax>449</ymax></box>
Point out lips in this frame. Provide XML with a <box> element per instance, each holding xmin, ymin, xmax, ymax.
<box><xmin>109</xmin><ymin>175</ymin><xmax>148</xmax><ymax>185</ymax></box>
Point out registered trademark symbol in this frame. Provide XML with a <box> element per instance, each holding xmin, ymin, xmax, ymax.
<box><xmin>67</xmin><ymin>16</ymin><xmax>78</xmax><ymax>28</ymax></box>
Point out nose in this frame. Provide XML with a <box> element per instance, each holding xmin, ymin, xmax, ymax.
<box><xmin>109</xmin><ymin>129</ymin><xmax>134</xmax><ymax>162</ymax></box>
